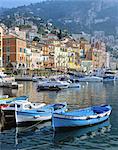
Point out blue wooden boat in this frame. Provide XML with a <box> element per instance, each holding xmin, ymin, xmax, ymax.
<box><xmin>15</xmin><ymin>102</ymin><xmax>67</xmax><ymax>125</ymax></box>
<box><xmin>0</xmin><ymin>96</ymin><xmax>28</xmax><ymax>105</ymax></box>
<box><xmin>52</xmin><ymin>104</ymin><xmax>112</xmax><ymax>129</ymax></box>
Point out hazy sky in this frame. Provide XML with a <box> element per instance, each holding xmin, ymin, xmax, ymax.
<box><xmin>0</xmin><ymin>0</ymin><xmax>117</xmax><ymax>8</ymax></box>
<box><xmin>0</xmin><ymin>0</ymin><xmax>45</xmax><ymax>8</ymax></box>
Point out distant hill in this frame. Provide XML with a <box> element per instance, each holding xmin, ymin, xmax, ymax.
<box><xmin>0</xmin><ymin>0</ymin><xmax>118</xmax><ymax>35</ymax></box>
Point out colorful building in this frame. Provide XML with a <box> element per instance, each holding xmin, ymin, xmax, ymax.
<box><xmin>92</xmin><ymin>42</ymin><xmax>108</xmax><ymax>69</ymax></box>
<box><xmin>42</xmin><ymin>44</ymin><xmax>55</xmax><ymax>69</ymax></box>
<box><xmin>54</xmin><ymin>46</ymin><xmax>68</xmax><ymax>72</ymax></box>
<box><xmin>3</xmin><ymin>35</ymin><xmax>26</xmax><ymax>70</ymax></box>
<box><xmin>0</xmin><ymin>27</ymin><xmax>3</xmax><ymax>67</ymax></box>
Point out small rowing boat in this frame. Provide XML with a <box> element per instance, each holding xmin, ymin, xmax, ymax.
<box><xmin>52</xmin><ymin>104</ymin><xmax>112</xmax><ymax>129</ymax></box>
<box><xmin>15</xmin><ymin>102</ymin><xmax>67</xmax><ymax>126</ymax></box>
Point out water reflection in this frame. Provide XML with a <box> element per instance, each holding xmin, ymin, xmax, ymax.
<box><xmin>14</xmin><ymin>120</ymin><xmax>111</xmax><ymax>150</ymax></box>
<box><xmin>53</xmin><ymin>120</ymin><xmax>111</xmax><ymax>144</ymax></box>
<box><xmin>0</xmin><ymin>82</ymin><xmax>110</xmax><ymax>106</ymax></box>
<box><xmin>2</xmin><ymin>119</ymin><xmax>110</xmax><ymax>150</ymax></box>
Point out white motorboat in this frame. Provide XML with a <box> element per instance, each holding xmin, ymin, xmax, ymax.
<box><xmin>103</xmin><ymin>76</ymin><xmax>116</xmax><ymax>82</ymax></box>
<box><xmin>78</xmin><ymin>76</ymin><xmax>103</xmax><ymax>82</ymax></box>
<box><xmin>32</xmin><ymin>76</ymin><xmax>47</xmax><ymax>82</ymax></box>
<box><xmin>37</xmin><ymin>78</ymin><xmax>69</xmax><ymax>91</ymax></box>
<box><xmin>0</xmin><ymin>71</ymin><xmax>18</xmax><ymax>88</ymax></box>
<box><xmin>103</xmin><ymin>71</ymin><xmax>117</xmax><ymax>82</ymax></box>
<box><xmin>68</xmin><ymin>80</ymin><xmax>81</xmax><ymax>88</ymax></box>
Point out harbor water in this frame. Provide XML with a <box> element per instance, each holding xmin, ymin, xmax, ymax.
<box><xmin>0</xmin><ymin>81</ymin><xmax>118</xmax><ymax>150</ymax></box>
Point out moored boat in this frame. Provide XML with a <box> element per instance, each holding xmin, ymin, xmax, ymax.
<box><xmin>15</xmin><ymin>102</ymin><xmax>67</xmax><ymax>126</ymax></box>
<box><xmin>37</xmin><ymin>85</ymin><xmax>61</xmax><ymax>91</ymax></box>
<box><xmin>1</xmin><ymin>98</ymin><xmax>46</xmax><ymax>124</ymax></box>
<box><xmin>37</xmin><ymin>78</ymin><xmax>69</xmax><ymax>91</ymax></box>
<box><xmin>78</xmin><ymin>76</ymin><xmax>103</xmax><ymax>82</ymax></box>
<box><xmin>0</xmin><ymin>95</ymin><xmax>9</xmax><ymax>99</ymax></box>
<box><xmin>52</xmin><ymin>104</ymin><xmax>112</xmax><ymax>129</ymax></box>
<box><xmin>103</xmin><ymin>76</ymin><xmax>116</xmax><ymax>82</ymax></box>
<box><xmin>0</xmin><ymin>96</ymin><xmax>28</xmax><ymax>106</ymax></box>
<box><xmin>68</xmin><ymin>80</ymin><xmax>81</xmax><ymax>88</ymax></box>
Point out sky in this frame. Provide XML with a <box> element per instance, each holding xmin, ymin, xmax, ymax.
<box><xmin>0</xmin><ymin>0</ymin><xmax>117</xmax><ymax>8</ymax></box>
<box><xmin>0</xmin><ymin>0</ymin><xmax>45</xmax><ymax>8</ymax></box>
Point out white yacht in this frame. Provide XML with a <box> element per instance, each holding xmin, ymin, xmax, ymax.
<box><xmin>68</xmin><ymin>80</ymin><xmax>81</xmax><ymax>88</ymax></box>
<box><xmin>78</xmin><ymin>76</ymin><xmax>103</xmax><ymax>82</ymax></box>
<box><xmin>37</xmin><ymin>78</ymin><xmax>69</xmax><ymax>91</ymax></box>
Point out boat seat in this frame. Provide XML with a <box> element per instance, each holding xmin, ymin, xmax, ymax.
<box><xmin>93</xmin><ymin>110</ymin><xmax>104</xmax><ymax>114</ymax></box>
<box><xmin>93</xmin><ymin>107</ymin><xmax>108</xmax><ymax>114</ymax></box>
<box><xmin>53</xmin><ymin>104</ymin><xmax>64</xmax><ymax>110</ymax></box>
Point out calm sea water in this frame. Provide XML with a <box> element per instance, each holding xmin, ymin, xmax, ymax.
<box><xmin>0</xmin><ymin>81</ymin><xmax>118</xmax><ymax>150</ymax></box>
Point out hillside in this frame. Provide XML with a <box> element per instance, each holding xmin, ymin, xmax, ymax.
<box><xmin>0</xmin><ymin>0</ymin><xmax>118</xmax><ymax>35</ymax></box>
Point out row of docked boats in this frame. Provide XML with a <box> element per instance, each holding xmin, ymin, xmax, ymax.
<box><xmin>36</xmin><ymin>77</ymin><xmax>81</xmax><ymax>91</ymax></box>
<box><xmin>78</xmin><ymin>75</ymin><xmax>116</xmax><ymax>82</ymax></box>
<box><xmin>36</xmin><ymin>74</ymin><xmax>117</xmax><ymax>91</ymax></box>
<box><xmin>0</xmin><ymin>95</ymin><xmax>112</xmax><ymax>130</ymax></box>
<box><xmin>0</xmin><ymin>95</ymin><xmax>67</xmax><ymax>126</ymax></box>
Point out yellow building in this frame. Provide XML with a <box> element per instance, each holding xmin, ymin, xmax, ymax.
<box><xmin>68</xmin><ymin>47</ymin><xmax>77</xmax><ymax>70</ymax></box>
<box><xmin>65</xmin><ymin>40</ymin><xmax>80</xmax><ymax>71</ymax></box>
<box><xmin>54</xmin><ymin>46</ymin><xmax>68</xmax><ymax>71</ymax></box>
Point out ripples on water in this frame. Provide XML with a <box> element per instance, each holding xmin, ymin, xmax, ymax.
<box><xmin>0</xmin><ymin>81</ymin><xmax>118</xmax><ymax>150</ymax></box>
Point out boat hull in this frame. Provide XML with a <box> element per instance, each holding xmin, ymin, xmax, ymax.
<box><xmin>68</xmin><ymin>83</ymin><xmax>81</xmax><ymax>88</ymax></box>
<box><xmin>52</xmin><ymin>105</ymin><xmax>111</xmax><ymax>129</ymax></box>
<box><xmin>16</xmin><ymin>102</ymin><xmax>67</xmax><ymax>125</ymax></box>
<box><xmin>52</xmin><ymin>114</ymin><xmax>110</xmax><ymax>128</ymax></box>
<box><xmin>103</xmin><ymin>76</ymin><xmax>116</xmax><ymax>82</ymax></box>
<box><xmin>37</xmin><ymin>86</ymin><xmax>61</xmax><ymax>91</ymax></box>
<box><xmin>79</xmin><ymin>76</ymin><xmax>103</xmax><ymax>82</ymax></box>
<box><xmin>16</xmin><ymin>111</ymin><xmax>52</xmax><ymax>124</ymax></box>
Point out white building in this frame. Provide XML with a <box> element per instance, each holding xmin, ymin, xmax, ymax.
<box><xmin>54</xmin><ymin>46</ymin><xmax>68</xmax><ymax>71</ymax></box>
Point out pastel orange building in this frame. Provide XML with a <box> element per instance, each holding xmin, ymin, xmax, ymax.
<box><xmin>3</xmin><ymin>35</ymin><xmax>26</xmax><ymax>69</ymax></box>
<box><xmin>42</xmin><ymin>44</ymin><xmax>55</xmax><ymax>69</ymax></box>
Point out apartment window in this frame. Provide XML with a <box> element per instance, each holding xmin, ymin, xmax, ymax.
<box><xmin>6</xmin><ymin>39</ymin><xmax>10</xmax><ymax>44</ymax></box>
<box><xmin>20</xmin><ymin>57</ymin><xmax>22</xmax><ymax>61</ymax></box>
<box><xmin>6</xmin><ymin>47</ymin><xmax>10</xmax><ymax>52</ymax></box>
<box><xmin>3</xmin><ymin>47</ymin><xmax>5</xmax><ymax>52</ymax></box>
<box><xmin>6</xmin><ymin>56</ymin><xmax>10</xmax><ymax>63</ymax></box>
<box><xmin>3</xmin><ymin>56</ymin><xmax>4</xmax><ymax>63</ymax></box>
<box><xmin>24</xmin><ymin>48</ymin><xmax>26</xmax><ymax>53</ymax></box>
<box><xmin>20</xmin><ymin>48</ymin><xmax>22</xmax><ymax>52</ymax></box>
